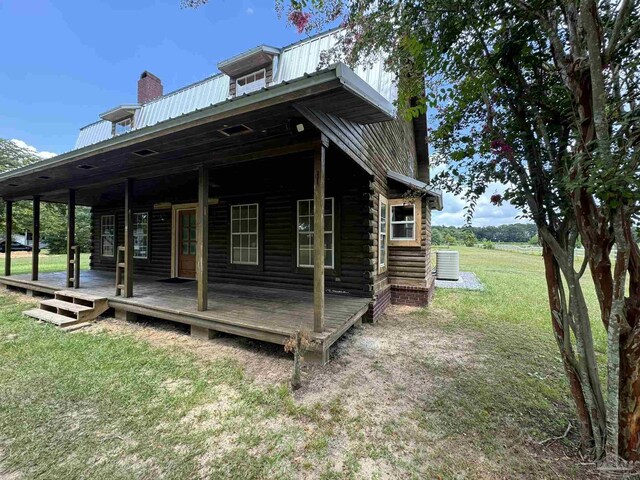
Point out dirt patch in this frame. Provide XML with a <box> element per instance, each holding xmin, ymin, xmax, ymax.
<box><xmin>90</xmin><ymin>316</ymin><xmax>292</xmax><ymax>385</ymax></box>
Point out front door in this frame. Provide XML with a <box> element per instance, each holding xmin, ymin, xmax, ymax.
<box><xmin>178</xmin><ymin>209</ymin><xmax>196</xmax><ymax>278</ymax></box>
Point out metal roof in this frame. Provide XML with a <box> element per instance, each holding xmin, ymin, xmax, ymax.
<box><xmin>74</xmin><ymin>28</ymin><xmax>397</xmax><ymax>151</ymax></box>
<box><xmin>387</xmin><ymin>170</ymin><xmax>443</xmax><ymax>210</ymax></box>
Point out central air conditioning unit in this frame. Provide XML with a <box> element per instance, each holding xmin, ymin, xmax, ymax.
<box><xmin>436</xmin><ymin>250</ymin><xmax>460</xmax><ymax>281</ymax></box>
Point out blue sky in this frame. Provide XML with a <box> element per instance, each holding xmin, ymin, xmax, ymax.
<box><xmin>0</xmin><ymin>0</ymin><xmax>522</xmax><ymax>226</ymax></box>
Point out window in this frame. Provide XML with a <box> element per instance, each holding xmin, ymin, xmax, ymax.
<box><xmin>101</xmin><ymin>215</ymin><xmax>115</xmax><ymax>257</ymax></box>
<box><xmin>297</xmin><ymin>198</ymin><xmax>334</xmax><ymax>269</ymax></box>
<box><xmin>231</xmin><ymin>204</ymin><xmax>259</xmax><ymax>265</ymax></box>
<box><xmin>133</xmin><ymin>212</ymin><xmax>149</xmax><ymax>259</ymax></box>
<box><xmin>379</xmin><ymin>195</ymin><xmax>388</xmax><ymax>273</ymax></box>
<box><xmin>236</xmin><ymin>69</ymin><xmax>266</xmax><ymax>96</ymax></box>
<box><xmin>389</xmin><ymin>198</ymin><xmax>422</xmax><ymax>247</ymax></box>
<box><xmin>114</xmin><ymin>117</ymin><xmax>132</xmax><ymax>136</ymax></box>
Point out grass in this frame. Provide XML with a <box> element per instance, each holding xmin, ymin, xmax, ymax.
<box><xmin>2</xmin><ymin>253</ymin><xmax>90</xmax><ymax>275</ymax></box>
<box><xmin>0</xmin><ymin>247</ymin><xmax>600</xmax><ymax>478</ymax></box>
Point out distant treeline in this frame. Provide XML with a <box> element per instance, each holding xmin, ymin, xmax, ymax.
<box><xmin>432</xmin><ymin>224</ymin><xmax>538</xmax><ymax>245</ymax></box>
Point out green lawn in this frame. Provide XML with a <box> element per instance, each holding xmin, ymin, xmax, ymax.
<box><xmin>0</xmin><ymin>248</ymin><xmax>598</xmax><ymax>478</ymax></box>
<box><xmin>4</xmin><ymin>253</ymin><xmax>90</xmax><ymax>275</ymax></box>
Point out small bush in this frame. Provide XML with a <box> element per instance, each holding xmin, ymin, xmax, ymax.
<box><xmin>482</xmin><ymin>240</ymin><xmax>495</xmax><ymax>249</ymax></box>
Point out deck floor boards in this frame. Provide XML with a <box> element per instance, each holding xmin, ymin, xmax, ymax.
<box><xmin>0</xmin><ymin>270</ymin><xmax>371</xmax><ymax>350</ymax></box>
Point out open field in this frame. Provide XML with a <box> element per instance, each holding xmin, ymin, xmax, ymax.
<box><xmin>0</xmin><ymin>248</ymin><xmax>602</xmax><ymax>478</ymax></box>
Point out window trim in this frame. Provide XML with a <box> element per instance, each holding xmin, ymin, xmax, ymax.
<box><xmin>132</xmin><ymin>211</ymin><xmax>149</xmax><ymax>260</ymax></box>
<box><xmin>296</xmin><ymin>197</ymin><xmax>335</xmax><ymax>269</ymax></box>
<box><xmin>100</xmin><ymin>214</ymin><xmax>115</xmax><ymax>257</ymax></box>
<box><xmin>230</xmin><ymin>203</ymin><xmax>260</xmax><ymax>266</ymax></box>
<box><xmin>389</xmin><ymin>198</ymin><xmax>422</xmax><ymax>247</ymax></box>
<box><xmin>378</xmin><ymin>195</ymin><xmax>389</xmax><ymax>273</ymax></box>
<box><xmin>113</xmin><ymin>116</ymin><xmax>133</xmax><ymax>136</ymax></box>
<box><xmin>235</xmin><ymin>68</ymin><xmax>266</xmax><ymax>96</ymax></box>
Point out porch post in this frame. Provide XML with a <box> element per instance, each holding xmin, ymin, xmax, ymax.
<box><xmin>313</xmin><ymin>135</ymin><xmax>328</xmax><ymax>333</ymax></box>
<box><xmin>196</xmin><ymin>166</ymin><xmax>209</xmax><ymax>311</ymax></box>
<box><xmin>4</xmin><ymin>200</ymin><xmax>12</xmax><ymax>276</ymax></box>
<box><xmin>66</xmin><ymin>190</ymin><xmax>75</xmax><ymax>288</ymax></box>
<box><xmin>124</xmin><ymin>179</ymin><xmax>134</xmax><ymax>298</ymax></box>
<box><xmin>32</xmin><ymin>196</ymin><xmax>40</xmax><ymax>281</ymax></box>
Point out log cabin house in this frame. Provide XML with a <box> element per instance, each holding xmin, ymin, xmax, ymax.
<box><xmin>0</xmin><ymin>29</ymin><xmax>442</xmax><ymax>364</ymax></box>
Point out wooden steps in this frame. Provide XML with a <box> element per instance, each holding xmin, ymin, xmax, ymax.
<box><xmin>23</xmin><ymin>290</ymin><xmax>108</xmax><ymax>330</ymax></box>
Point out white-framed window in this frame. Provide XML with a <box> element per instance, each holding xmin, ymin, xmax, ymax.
<box><xmin>379</xmin><ymin>195</ymin><xmax>388</xmax><ymax>273</ymax></box>
<box><xmin>297</xmin><ymin>198</ymin><xmax>334</xmax><ymax>269</ymax></box>
<box><xmin>231</xmin><ymin>203</ymin><xmax>259</xmax><ymax>265</ymax></box>
<box><xmin>388</xmin><ymin>198</ymin><xmax>422</xmax><ymax>247</ymax></box>
<box><xmin>101</xmin><ymin>215</ymin><xmax>115</xmax><ymax>257</ymax></box>
<box><xmin>236</xmin><ymin>69</ymin><xmax>266</xmax><ymax>96</ymax></box>
<box><xmin>114</xmin><ymin>117</ymin><xmax>132</xmax><ymax>136</ymax></box>
<box><xmin>133</xmin><ymin>212</ymin><xmax>149</xmax><ymax>259</ymax></box>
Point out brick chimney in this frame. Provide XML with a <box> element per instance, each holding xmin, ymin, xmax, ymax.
<box><xmin>137</xmin><ymin>71</ymin><xmax>163</xmax><ymax>104</ymax></box>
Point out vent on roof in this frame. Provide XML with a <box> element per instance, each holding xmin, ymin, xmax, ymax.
<box><xmin>219</xmin><ymin>124</ymin><xmax>252</xmax><ymax>136</ymax></box>
<box><xmin>38</xmin><ymin>175</ymin><xmax>51</xmax><ymax>180</ymax></box>
<box><xmin>133</xmin><ymin>148</ymin><xmax>158</xmax><ymax>157</ymax></box>
<box><xmin>8</xmin><ymin>183</ymin><xmax>19</xmax><ymax>187</ymax></box>
<box><xmin>77</xmin><ymin>164</ymin><xmax>97</xmax><ymax>170</ymax></box>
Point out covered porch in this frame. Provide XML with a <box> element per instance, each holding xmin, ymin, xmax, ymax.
<box><xmin>0</xmin><ymin>270</ymin><xmax>370</xmax><ymax>362</ymax></box>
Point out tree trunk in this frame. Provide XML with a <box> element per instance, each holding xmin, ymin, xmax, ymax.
<box><xmin>619</xmin><ymin>329</ymin><xmax>640</xmax><ymax>460</ymax></box>
<box><xmin>542</xmin><ymin>242</ymin><xmax>595</xmax><ymax>451</ymax></box>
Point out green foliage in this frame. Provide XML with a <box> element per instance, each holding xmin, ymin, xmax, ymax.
<box><xmin>461</xmin><ymin>230</ymin><xmax>477</xmax><ymax>247</ymax></box>
<box><xmin>481</xmin><ymin>240</ymin><xmax>494</xmax><ymax>250</ymax></box>
<box><xmin>528</xmin><ymin>235</ymin><xmax>539</xmax><ymax>246</ymax></box>
<box><xmin>0</xmin><ymin>139</ymin><xmax>91</xmax><ymax>253</ymax></box>
<box><xmin>433</xmin><ymin>224</ymin><xmax>537</xmax><ymax>244</ymax></box>
<box><xmin>444</xmin><ymin>234</ymin><xmax>456</xmax><ymax>246</ymax></box>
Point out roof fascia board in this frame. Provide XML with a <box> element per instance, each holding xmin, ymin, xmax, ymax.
<box><xmin>387</xmin><ymin>169</ymin><xmax>443</xmax><ymax>210</ymax></box>
<box><xmin>335</xmin><ymin>63</ymin><xmax>395</xmax><ymax>119</ymax></box>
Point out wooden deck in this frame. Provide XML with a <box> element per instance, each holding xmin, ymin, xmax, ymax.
<box><xmin>0</xmin><ymin>270</ymin><xmax>372</xmax><ymax>362</ymax></box>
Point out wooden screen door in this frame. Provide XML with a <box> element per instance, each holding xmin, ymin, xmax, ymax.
<box><xmin>178</xmin><ymin>209</ymin><xmax>197</xmax><ymax>278</ymax></box>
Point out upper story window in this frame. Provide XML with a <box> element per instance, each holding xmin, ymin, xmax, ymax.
<box><xmin>236</xmin><ymin>69</ymin><xmax>266</xmax><ymax>96</ymax></box>
<box><xmin>114</xmin><ymin>117</ymin><xmax>133</xmax><ymax>136</ymax></box>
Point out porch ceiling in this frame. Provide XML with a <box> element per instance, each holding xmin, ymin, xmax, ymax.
<box><xmin>0</xmin><ymin>65</ymin><xmax>392</xmax><ymax>205</ymax></box>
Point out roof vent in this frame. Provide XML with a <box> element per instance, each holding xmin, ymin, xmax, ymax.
<box><xmin>219</xmin><ymin>124</ymin><xmax>252</xmax><ymax>136</ymax></box>
<box><xmin>77</xmin><ymin>164</ymin><xmax>97</xmax><ymax>170</ymax></box>
<box><xmin>7</xmin><ymin>183</ymin><xmax>19</xmax><ymax>187</ymax></box>
<box><xmin>133</xmin><ymin>148</ymin><xmax>158</xmax><ymax>157</ymax></box>
<box><xmin>38</xmin><ymin>175</ymin><xmax>51</xmax><ymax>180</ymax></box>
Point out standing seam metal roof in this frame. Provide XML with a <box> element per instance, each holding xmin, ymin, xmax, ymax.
<box><xmin>74</xmin><ymin>28</ymin><xmax>397</xmax><ymax>150</ymax></box>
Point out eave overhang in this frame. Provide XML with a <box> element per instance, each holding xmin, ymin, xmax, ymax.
<box><xmin>217</xmin><ymin>45</ymin><xmax>281</xmax><ymax>77</ymax></box>
<box><xmin>0</xmin><ymin>63</ymin><xmax>395</xmax><ymax>201</ymax></box>
<box><xmin>99</xmin><ymin>104</ymin><xmax>140</xmax><ymax>122</ymax></box>
<box><xmin>387</xmin><ymin>170</ymin><xmax>443</xmax><ymax>211</ymax></box>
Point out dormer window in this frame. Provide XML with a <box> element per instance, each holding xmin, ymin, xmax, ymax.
<box><xmin>114</xmin><ymin>117</ymin><xmax>133</xmax><ymax>136</ymax></box>
<box><xmin>236</xmin><ymin>69</ymin><xmax>266</xmax><ymax>96</ymax></box>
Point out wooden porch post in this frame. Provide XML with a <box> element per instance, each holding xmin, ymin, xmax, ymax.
<box><xmin>4</xmin><ymin>200</ymin><xmax>12</xmax><ymax>276</ymax></box>
<box><xmin>66</xmin><ymin>189</ymin><xmax>75</xmax><ymax>288</ymax></box>
<box><xmin>314</xmin><ymin>135</ymin><xmax>328</xmax><ymax>333</ymax></box>
<box><xmin>32</xmin><ymin>196</ymin><xmax>40</xmax><ymax>281</ymax></box>
<box><xmin>124</xmin><ymin>179</ymin><xmax>134</xmax><ymax>298</ymax></box>
<box><xmin>196</xmin><ymin>166</ymin><xmax>209</xmax><ymax>311</ymax></box>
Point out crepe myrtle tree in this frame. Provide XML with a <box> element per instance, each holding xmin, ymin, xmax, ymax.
<box><xmin>182</xmin><ymin>0</ymin><xmax>640</xmax><ymax>463</ymax></box>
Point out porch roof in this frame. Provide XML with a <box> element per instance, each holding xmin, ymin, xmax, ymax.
<box><xmin>0</xmin><ymin>63</ymin><xmax>393</xmax><ymax>205</ymax></box>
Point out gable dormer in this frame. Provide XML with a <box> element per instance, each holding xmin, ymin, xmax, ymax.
<box><xmin>99</xmin><ymin>104</ymin><xmax>140</xmax><ymax>137</ymax></box>
<box><xmin>217</xmin><ymin>45</ymin><xmax>280</xmax><ymax>97</ymax></box>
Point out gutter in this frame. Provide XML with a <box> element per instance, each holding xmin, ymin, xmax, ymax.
<box><xmin>0</xmin><ymin>63</ymin><xmax>393</xmax><ymax>183</ymax></box>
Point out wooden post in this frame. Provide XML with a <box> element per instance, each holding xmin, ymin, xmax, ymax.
<box><xmin>314</xmin><ymin>135</ymin><xmax>328</xmax><ymax>333</ymax></box>
<box><xmin>66</xmin><ymin>190</ymin><xmax>75</xmax><ymax>288</ymax></box>
<box><xmin>196</xmin><ymin>166</ymin><xmax>209</xmax><ymax>311</ymax></box>
<box><xmin>32</xmin><ymin>196</ymin><xmax>40</xmax><ymax>281</ymax></box>
<box><xmin>4</xmin><ymin>200</ymin><xmax>12</xmax><ymax>276</ymax></box>
<box><xmin>124</xmin><ymin>179</ymin><xmax>134</xmax><ymax>298</ymax></box>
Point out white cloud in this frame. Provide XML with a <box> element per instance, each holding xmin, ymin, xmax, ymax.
<box><xmin>430</xmin><ymin>166</ymin><xmax>528</xmax><ymax>227</ymax></box>
<box><xmin>10</xmin><ymin>139</ymin><xmax>56</xmax><ymax>160</ymax></box>
<box><xmin>245</xmin><ymin>7</ymin><xmax>254</xmax><ymax>15</ymax></box>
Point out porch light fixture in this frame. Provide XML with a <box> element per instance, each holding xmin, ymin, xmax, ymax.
<box><xmin>296</xmin><ymin>123</ymin><xmax>305</xmax><ymax>133</ymax></box>
<box><xmin>219</xmin><ymin>124</ymin><xmax>252</xmax><ymax>136</ymax></box>
<box><xmin>77</xmin><ymin>164</ymin><xmax>97</xmax><ymax>170</ymax></box>
<box><xmin>132</xmin><ymin>148</ymin><xmax>158</xmax><ymax>157</ymax></box>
